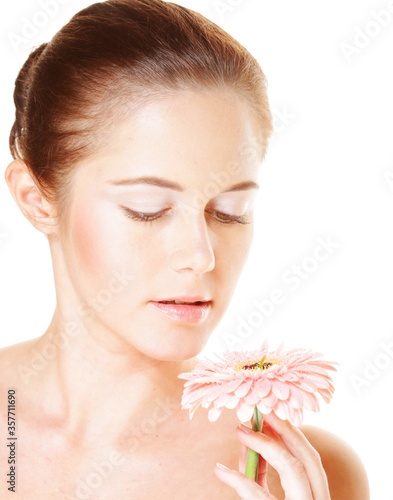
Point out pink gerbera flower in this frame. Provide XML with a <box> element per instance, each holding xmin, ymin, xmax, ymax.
<box><xmin>178</xmin><ymin>342</ymin><xmax>338</xmax><ymax>427</ymax></box>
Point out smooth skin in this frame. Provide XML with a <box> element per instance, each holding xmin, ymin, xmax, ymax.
<box><xmin>2</xmin><ymin>88</ymin><xmax>369</xmax><ymax>498</ymax></box>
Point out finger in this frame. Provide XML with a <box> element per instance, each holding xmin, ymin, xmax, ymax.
<box><xmin>263</xmin><ymin>412</ymin><xmax>330</xmax><ymax>499</ymax></box>
<box><xmin>215</xmin><ymin>463</ymin><xmax>276</xmax><ymax>500</ymax></box>
<box><xmin>239</xmin><ymin>441</ymin><xmax>249</xmax><ymax>473</ymax></box>
<box><xmin>261</xmin><ymin>419</ymin><xmax>287</xmax><ymax>450</ymax></box>
<box><xmin>236</xmin><ymin>424</ymin><xmax>313</xmax><ymax>500</ymax></box>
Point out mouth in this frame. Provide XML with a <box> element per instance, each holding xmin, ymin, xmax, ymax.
<box><xmin>148</xmin><ymin>297</ymin><xmax>212</xmax><ymax>323</ymax></box>
<box><xmin>157</xmin><ymin>300</ymin><xmax>206</xmax><ymax>305</ymax></box>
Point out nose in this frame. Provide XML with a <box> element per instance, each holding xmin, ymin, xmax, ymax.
<box><xmin>168</xmin><ymin>212</ymin><xmax>215</xmax><ymax>274</ymax></box>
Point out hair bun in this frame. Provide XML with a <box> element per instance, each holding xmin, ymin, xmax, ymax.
<box><xmin>9</xmin><ymin>42</ymin><xmax>48</xmax><ymax>160</ymax></box>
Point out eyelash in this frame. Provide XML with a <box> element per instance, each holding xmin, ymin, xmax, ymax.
<box><xmin>121</xmin><ymin>207</ymin><xmax>251</xmax><ymax>225</ymax></box>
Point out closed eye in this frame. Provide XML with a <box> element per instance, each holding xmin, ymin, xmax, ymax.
<box><xmin>121</xmin><ymin>206</ymin><xmax>251</xmax><ymax>225</ymax></box>
<box><xmin>205</xmin><ymin>209</ymin><xmax>251</xmax><ymax>225</ymax></box>
<box><xmin>122</xmin><ymin>207</ymin><xmax>170</xmax><ymax>222</ymax></box>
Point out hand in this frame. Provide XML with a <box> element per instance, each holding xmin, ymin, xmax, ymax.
<box><xmin>214</xmin><ymin>411</ymin><xmax>331</xmax><ymax>500</ymax></box>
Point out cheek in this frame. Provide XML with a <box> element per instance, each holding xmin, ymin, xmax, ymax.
<box><xmin>68</xmin><ymin>202</ymin><xmax>160</xmax><ymax>291</ymax></box>
<box><xmin>221</xmin><ymin>226</ymin><xmax>253</xmax><ymax>266</ymax></box>
<box><xmin>68</xmin><ymin>201</ymin><xmax>131</xmax><ymax>285</ymax></box>
<box><xmin>71</xmin><ymin>212</ymin><xmax>115</xmax><ymax>280</ymax></box>
<box><xmin>215</xmin><ymin>226</ymin><xmax>254</xmax><ymax>290</ymax></box>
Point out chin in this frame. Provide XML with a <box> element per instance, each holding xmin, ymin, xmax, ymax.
<box><xmin>141</xmin><ymin>338</ymin><xmax>208</xmax><ymax>363</ymax></box>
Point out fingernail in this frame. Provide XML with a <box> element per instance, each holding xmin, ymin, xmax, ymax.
<box><xmin>238</xmin><ymin>423</ymin><xmax>253</xmax><ymax>434</ymax></box>
<box><xmin>216</xmin><ymin>462</ymin><xmax>230</xmax><ymax>471</ymax></box>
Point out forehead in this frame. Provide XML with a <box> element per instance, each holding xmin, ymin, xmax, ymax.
<box><xmin>74</xmin><ymin>89</ymin><xmax>263</xmax><ymax>190</ymax></box>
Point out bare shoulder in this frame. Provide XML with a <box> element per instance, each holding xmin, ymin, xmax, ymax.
<box><xmin>0</xmin><ymin>342</ymin><xmax>22</xmax><ymax>387</ymax></box>
<box><xmin>0</xmin><ymin>340</ymin><xmax>34</xmax><ymax>441</ymax></box>
<box><xmin>0</xmin><ymin>338</ymin><xmax>41</xmax><ymax>408</ymax></box>
<box><xmin>0</xmin><ymin>339</ymin><xmax>37</xmax><ymax>379</ymax></box>
<box><xmin>300</xmin><ymin>424</ymin><xmax>370</xmax><ymax>500</ymax></box>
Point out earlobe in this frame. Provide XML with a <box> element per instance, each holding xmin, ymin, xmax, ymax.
<box><xmin>4</xmin><ymin>159</ymin><xmax>57</xmax><ymax>234</ymax></box>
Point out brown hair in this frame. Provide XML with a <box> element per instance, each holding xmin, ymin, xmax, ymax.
<box><xmin>9</xmin><ymin>0</ymin><xmax>273</xmax><ymax>219</ymax></box>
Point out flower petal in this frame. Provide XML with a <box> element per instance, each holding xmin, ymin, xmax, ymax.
<box><xmin>301</xmin><ymin>391</ymin><xmax>320</xmax><ymax>412</ymax></box>
<box><xmin>309</xmin><ymin>361</ymin><xmax>338</xmax><ymax>371</ymax></box>
<box><xmin>260</xmin><ymin>391</ymin><xmax>278</xmax><ymax>408</ymax></box>
<box><xmin>182</xmin><ymin>385</ymin><xmax>211</xmax><ymax>405</ymax></box>
<box><xmin>223</xmin><ymin>378</ymin><xmax>244</xmax><ymax>394</ymax></box>
<box><xmin>294</xmin><ymin>377</ymin><xmax>317</xmax><ymax>393</ymax></box>
<box><xmin>234</xmin><ymin>380</ymin><xmax>254</xmax><ymax>398</ymax></box>
<box><xmin>271</xmin><ymin>380</ymin><xmax>290</xmax><ymax>400</ymax></box>
<box><xmin>256</xmin><ymin>402</ymin><xmax>272</xmax><ymax>415</ymax></box>
<box><xmin>286</xmin><ymin>384</ymin><xmax>304</xmax><ymax>409</ymax></box>
<box><xmin>288</xmin><ymin>408</ymin><xmax>303</xmax><ymax>427</ymax></box>
<box><xmin>235</xmin><ymin>399</ymin><xmax>255</xmax><ymax>422</ymax></box>
<box><xmin>244</xmin><ymin>389</ymin><xmax>262</xmax><ymax>406</ymax></box>
<box><xmin>208</xmin><ymin>406</ymin><xmax>224</xmax><ymax>422</ymax></box>
<box><xmin>226</xmin><ymin>394</ymin><xmax>240</xmax><ymax>409</ymax></box>
<box><xmin>308</xmin><ymin>375</ymin><xmax>332</xmax><ymax>390</ymax></box>
<box><xmin>214</xmin><ymin>391</ymin><xmax>235</xmax><ymax>408</ymax></box>
<box><xmin>189</xmin><ymin>400</ymin><xmax>202</xmax><ymax>420</ymax></box>
<box><xmin>317</xmin><ymin>388</ymin><xmax>334</xmax><ymax>404</ymax></box>
<box><xmin>277</xmin><ymin>372</ymin><xmax>299</xmax><ymax>382</ymax></box>
<box><xmin>273</xmin><ymin>399</ymin><xmax>290</xmax><ymax>421</ymax></box>
<box><xmin>205</xmin><ymin>384</ymin><xmax>228</xmax><ymax>403</ymax></box>
<box><xmin>298</xmin><ymin>364</ymin><xmax>329</xmax><ymax>377</ymax></box>
<box><xmin>254</xmin><ymin>378</ymin><xmax>271</xmax><ymax>398</ymax></box>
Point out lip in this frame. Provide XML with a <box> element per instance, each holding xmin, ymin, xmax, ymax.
<box><xmin>153</xmin><ymin>295</ymin><xmax>212</xmax><ymax>303</ymax></box>
<box><xmin>148</xmin><ymin>297</ymin><xmax>212</xmax><ymax>324</ymax></box>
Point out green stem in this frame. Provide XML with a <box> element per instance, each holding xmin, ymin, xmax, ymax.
<box><xmin>244</xmin><ymin>405</ymin><xmax>263</xmax><ymax>482</ymax></box>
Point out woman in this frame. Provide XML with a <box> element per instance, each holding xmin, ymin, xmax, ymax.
<box><xmin>1</xmin><ymin>0</ymin><xmax>369</xmax><ymax>498</ymax></box>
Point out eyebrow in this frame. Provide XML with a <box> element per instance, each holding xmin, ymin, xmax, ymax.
<box><xmin>106</xmin><ymin>176</ymin><xmax>259</xmax><ymax>193</ymax></box>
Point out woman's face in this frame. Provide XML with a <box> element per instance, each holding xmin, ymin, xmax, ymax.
<box><xmin>56</xmin><ymin>89</ymin><xmax>264</xmax><ymax>361</ymax></box>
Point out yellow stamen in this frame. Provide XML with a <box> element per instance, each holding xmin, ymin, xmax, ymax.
<box><xmin>234</xmin><ymin>355</ymin><xmax>280</xmax><ymax>372</ymax></box>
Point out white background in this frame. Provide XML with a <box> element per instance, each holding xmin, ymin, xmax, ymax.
<box><xmin>1</xmin><ymin>1</ymin><xmax>392</xmax><ymax>498</ymax></box>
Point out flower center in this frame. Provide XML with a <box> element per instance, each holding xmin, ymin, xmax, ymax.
<box><xmin>243</xmin><ymin>361</ymin><xmax>272</xmax><ymax>370</ymax></box>
<box><xmin>234</xmin><ymin>355</ymin><xmax>277</xmax><ymax>372</ymax></box>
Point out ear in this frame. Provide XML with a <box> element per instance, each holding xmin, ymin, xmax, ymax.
<box><xmin>4</xmin><ymin>160</ymin><xmax>58</xmax><ymax>234</ymax></box>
